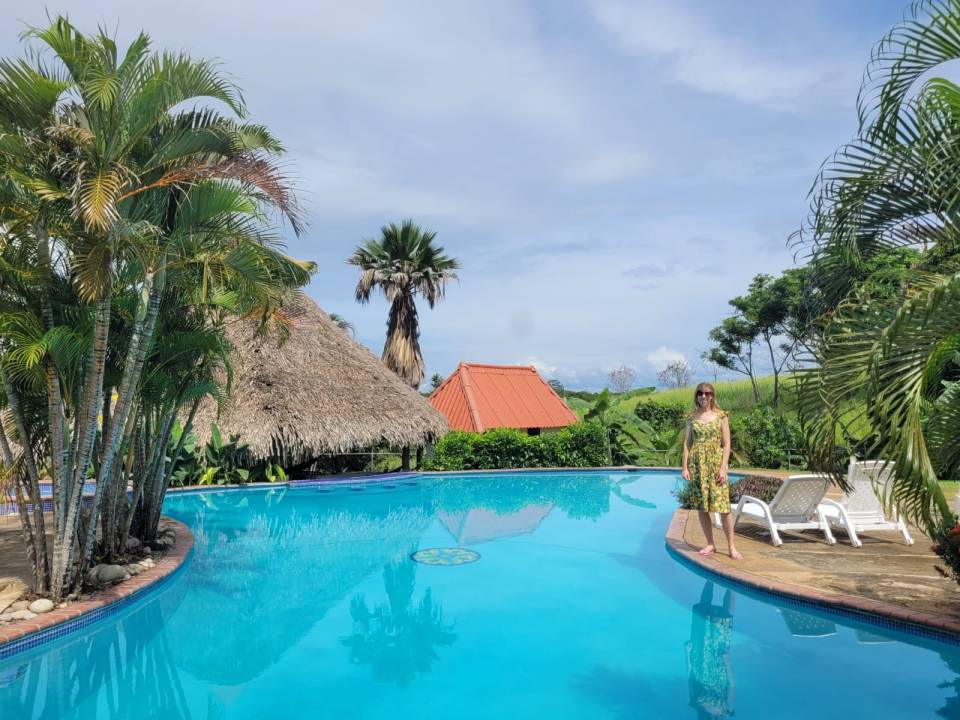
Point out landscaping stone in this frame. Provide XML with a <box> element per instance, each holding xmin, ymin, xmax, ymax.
<box><xmin>125</xmin><ymin>537</ymin><xmax>141</xmax><ymax>552</ymax></box>
<box><xmin>87</xmin><ymin>563</ymin><xmax>128</xmax><ymax>586</ymax></box>
<box><xmin>9</xmin><ymin>600</ymin><xmax>30</xmax><ymax>612</ymax></box>
<box><xmin>0</xmin><ymin>579</ymin><xmax>27</xmax><ymax>614</ymax></box>
<box><xmin>125</xmin><ymin>564</ymin><xmax>142</xmax><ymax>576</ymax></box>
<box><xmin>0</xmin><ymin>613</ymin><xmax>13</xmax><ymax>622</ymax></box>
<box><xmin>10</xmin><ymin>609</ymin><xmax>36</xmax><ymax>620</ymax></box>
<box><xmin>28</xmin><ymin>599</ymin><xmax>54</xmax><ymax>614</ymax></box>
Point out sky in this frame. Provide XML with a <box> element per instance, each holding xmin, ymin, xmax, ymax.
<box><xmin>0</xmin><ymin>0</ymin><xmax>914</xmax><ymax>389</ymax></box>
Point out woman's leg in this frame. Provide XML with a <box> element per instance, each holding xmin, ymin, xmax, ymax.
<box><xmin>721</xmin><ymin>513</ymin><xmax>743</xmax><ymax>560</ymax></box>
<box><xmin>697</xmin><ymin>510</ymin><xmax>716</xmax><ymax>555</ymax></box>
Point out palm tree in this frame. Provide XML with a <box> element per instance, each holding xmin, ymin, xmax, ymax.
<box><xmin>341</xmin><ymin>556</ymin><xmax>456</xmax><ymax>686</ymax></box>
<box><xmin>328</xmin><ymin>312</ymin><xmax>355</xmax><ymax>336</ymax></box>
<box><xmin>347</xmin><ymin>220</ymin><xmax>458</xmax><ymax>389</ymax></box>
<box><xmin>794</xmin><ymin>0</ymin><xmax>960</xmax><ymax>539</ymax></box>
<box><xmin>0</xmin><ymin>18</ymin><xmax>312</xmax><ymax>598</ymax></box>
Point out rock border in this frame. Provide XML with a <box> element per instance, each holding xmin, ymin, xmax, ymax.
<box><xmin>665</xmin><ymin>507</ymin><xmax>960</xmax><ymax>643</ymax></box>
<box><xmin>0</xmin><ymin>518</ymin><xmax>193</xmax><ymax>652</ymax></box>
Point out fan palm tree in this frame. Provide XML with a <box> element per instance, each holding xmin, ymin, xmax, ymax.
<box><xmin>347</xmin><ymin>220</ymin><xmax>458</xmax><ymax>389</ymax></box>
<box><xmin>328</xmin><ymin>312</ymin><xmax>355</xmax><ymax>336</ymax></box>
<box><xmin>794</xmin><ymin>0</ymin><xmax>960</xmax><ymax>537</ymax></box>
<box><xmin>341</xmin><ymin>556</ymin><xmax>457</xmax><ymax>686</ymax></box>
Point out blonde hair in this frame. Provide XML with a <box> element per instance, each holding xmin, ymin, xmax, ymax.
<box><xmin>692</xmin><ymin>382</ymin><xmax>722</xmax><ymax>413</ymax></box>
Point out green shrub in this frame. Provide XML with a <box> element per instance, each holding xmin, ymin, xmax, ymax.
<box><xmin>730</xmin><ymin>407</ymin><xmax>803</xmax><ymax>469</ymax></box>
<box><xmin>634</xmin><ymin>401</ymin><xmax>687</xmax><ymax>431</ymax></box>
<box><xmin>729</xmin><ymin>474</ymin><xmax>782</xmax><ymax>504</ymax></box>
<box><xmin>470</xmin><ymin>427</ymin><xmax>539</xmax><ymax>469</ymax></box>
<box><xmin>427</xmin><ymin>422</ymin><xmax>608</xmax><ymax>471</ymax></box>
<box><xmin>674</xmin><ymin>473</ymin><xmax>782</xmax><ymax>509</ymax></box>
<box><xmin>429</xmin><ymin>431</ymin><xmax>479</xmax><ymax>470</ymax></box>
<box><xmin>932</xmin><ymin>521</ymin><xmax>960</xmax><ymax>584</ymax></box>
<box><xmin>546</xmin><ymin>422</ymin><xmax>608</xmax><ymax>467</ymax></box>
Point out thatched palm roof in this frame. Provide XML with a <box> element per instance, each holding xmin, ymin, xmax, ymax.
<box><xmin>192</xmin><ymin>296</ymin><xmax>448</xmax><ymax>465</ymax></box>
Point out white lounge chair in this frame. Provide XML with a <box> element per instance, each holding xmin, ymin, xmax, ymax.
<box><xmin>818</xmin><ymin>459</ymin><xmax>914</xmax><ymax>547</ymax></box>
<box><xmin>733</xmin><ymin>474</ymin><xmax>836</xmax><ymax>547</ymax></box>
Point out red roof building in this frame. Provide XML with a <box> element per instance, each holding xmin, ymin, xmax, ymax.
<box><xmin>429</xmin><ymin>362</ymin><xmax>578</xmax><ymax>434</ymax></box>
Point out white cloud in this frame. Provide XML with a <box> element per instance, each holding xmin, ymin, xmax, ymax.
<box><xmin>647</xmin><ymin>346</ymin><xmax>687</xmax><ymax>370</ymax></box>
<box><xmin>563</xmin><ymin>146</ymin><xmax>654</xmax><ymax>185</ymax></box>
<box><xmin>588</xmin><ymin>0</ymin><xmax>845</xmax><ymax>108</ymax></box>
<box><xmin>519</xmin><ymin>357</ymin><xmax>578</xmax><ymax>381</ymax></box>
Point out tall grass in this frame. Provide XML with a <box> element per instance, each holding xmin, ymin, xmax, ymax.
<box><xmin>625</xmin><ymin>376</ymin><xmax>791</xmax><ymax>414</ymax></box>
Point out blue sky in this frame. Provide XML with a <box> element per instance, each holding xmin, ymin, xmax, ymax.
<box><xmin>0</xmin><ymin>0</ymin><xmax>911</xmax><ymax>388</ymax></box>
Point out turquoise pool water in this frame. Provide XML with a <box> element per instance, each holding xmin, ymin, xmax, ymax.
<box><xmin>1</xmin><ymin>470</ymin><xmax>957</xmax><ymax>719</ymax></box>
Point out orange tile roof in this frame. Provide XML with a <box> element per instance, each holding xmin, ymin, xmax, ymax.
<box><xmin>429</xmin><ymin>362</ymin><xmax>578</xmax><ymax>432</ymax></box>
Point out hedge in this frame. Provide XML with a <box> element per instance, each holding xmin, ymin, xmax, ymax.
<box><xmin>426</xmin><ymin>422</ymin><xmax>608</xmax><ymax>471</ymax></box>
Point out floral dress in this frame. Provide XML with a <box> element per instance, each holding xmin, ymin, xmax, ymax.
<box><xmin>688</xmin><ymin>413</ymin><xmax>730</xmax><ymax>513</ymax></box>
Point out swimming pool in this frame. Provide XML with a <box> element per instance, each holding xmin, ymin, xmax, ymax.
<box><xmin>0</xmin><ymin>470</ymin><xmax>956</xmax><ymax>719</ymax></box>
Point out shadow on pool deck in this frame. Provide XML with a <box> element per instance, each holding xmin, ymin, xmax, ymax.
<box><xmin>683</xmin><ymin>511</ymin><xmax>960</xmax><ymax>625</ymax></box>
<box><xmin>0</xmin><ymin>515</ymin><xmax>48</xmax><ymax>590</ymax></box>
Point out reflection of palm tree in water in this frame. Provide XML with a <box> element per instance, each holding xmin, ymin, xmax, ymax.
<box><xmin>342</xmin><ymin>553</ymin><xmax>457</xmax><ymax>686</ymax></box>
<box><xmin>686</xmin><ymin>581</ymin><xmax>735</xmax><ymax>719</ymax></box>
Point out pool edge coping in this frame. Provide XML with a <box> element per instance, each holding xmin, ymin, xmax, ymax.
<box><xmin>665</xmin><ymin>506</ymin><xmax>960</xmax><ymax>644</ymax></box>
<box><xmin>0</xmin><ymin>518</ymin><xmax>193</xmax><ymax>655</ymax></box>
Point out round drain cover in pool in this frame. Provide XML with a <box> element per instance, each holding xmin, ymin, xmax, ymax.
<box><xmin>411</xmin><ymin>547</ymin><xmax>480</xmax><ymax>566</ymax></box>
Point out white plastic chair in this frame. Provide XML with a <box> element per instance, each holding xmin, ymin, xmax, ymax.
<box><xmin>733</xmin><ymin>474</ymin><xmax>836</xmax><ymax>546</ymax></box>
<box><xmin>818</xmin><ymin>459</ymin><xmax>914</xmax><ymax>547</ymax></box>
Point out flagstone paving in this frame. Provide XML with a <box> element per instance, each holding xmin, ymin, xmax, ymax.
<box><xmin>682</xmin><ymin>509</ymin><xmax>960</xmax><ymax>626</ymax></box>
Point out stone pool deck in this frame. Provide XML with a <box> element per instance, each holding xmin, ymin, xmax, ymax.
<box><xmin>668</xmin><ymin>508</ymin><xmax>960</xmax><ymax>636</ymax></box>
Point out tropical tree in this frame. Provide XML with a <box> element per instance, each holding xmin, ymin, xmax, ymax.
<box><xmin>607</xmin><ymin>365</ymin><xmax>636</xmax><ymax>394</ymax></box>
<box><xmin>348</xmin><ymin>220</ymin><xmax>458</xmax><ymax>470</ymax></box>
<box><xmin>793</xmin><ymin>0</ymin><xmax>960</xmax><ymax>540</ymax></box>
<box><xmin>428</xmin><ymin>372</ymin><xmax>444</xmax><ymax>392</ymax></box>
<box><xmin>656</xmin><ymin>360</ymin><xmax>692</xmax><ymax>390</ymax></box>
<box><xmin>342</xmin><ymin>556</ymin><xmax>456</xmax><ymax>686</ymax></box>
<box><xmin>0</xmin><ymin>19</ymin><xmax>312</xmax><ymax>599</ymax></box>
<box><xmin>328</xmin><ymin>312</ymin><xmax>355</xmax><ymax>336</ymax></box>
<box><xmin>347</xmin><ymin>220</ymin><xmax>458</xmax><ymax>389</ymax></box>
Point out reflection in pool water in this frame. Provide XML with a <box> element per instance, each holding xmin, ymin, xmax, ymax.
<box><xmin>1</xmin><ymin>470</ymin><xmax>959</xmax><ymax>719</ymax></box>
<box><xmin>686</xmin><ymin>582</ymin><xmax>735</xmax><ymax>719</ymax></box>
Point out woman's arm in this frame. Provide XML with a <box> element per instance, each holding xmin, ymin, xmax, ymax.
<box><xmin>718</xmin><ymin>415</ymin><xmax>731</xmax><ymax>483</ymax></box>
<box><xmin>681</xmin><ymin>420</ymin><xmax>691</xmax><ymax>481</ymax></box>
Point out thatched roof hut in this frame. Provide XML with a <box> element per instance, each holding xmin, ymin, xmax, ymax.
<box><xmin>192</xmin><ymin>296</ymin><xmax>448</xmax><ymax>468</ymax></box>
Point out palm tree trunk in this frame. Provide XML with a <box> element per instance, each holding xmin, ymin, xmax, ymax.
<box><xmin>53</xmin><ymin>297</ymin><xmax>111</xmax><ymax>600</ymax></box>
<box><xmin>129</xmin><ymin>410</ymin><xmax>173</xmax><ymax>545</ymax></box>
<box><xmin>401</xmin><ymin>446</ymin><xmax>411</xmax><ymax>471</ymax></box>
<box><xmin>76</xmin><ymin>264</ymin><xmax>165</xmax><ymax>589</ymax></box>
<box><xmin>1</xmin><ymin>366</ymin><xmax>50</xmax><ymax>590</ymax></box>
<box><xmin>383</xmin><ymin>293</ymin><xmax>425</xmax><ymax>388</ymax></box>
<box><xmin>46</xmin><ymin>362</ymin><xmax>67</xmax><ymax>543</ymax></box>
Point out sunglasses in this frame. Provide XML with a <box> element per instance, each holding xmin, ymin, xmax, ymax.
<box><xmin>696</xmin><ymin>391</ymin><xmax>714</xmax><ymax>397</ymax></box>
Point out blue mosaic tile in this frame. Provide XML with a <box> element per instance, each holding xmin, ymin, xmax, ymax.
<box><xmin>411</xmin><ymin>547</ymin><xmax>481</xmax><ymax>566</ymax></box>
<box><xmin>0</xmin><ymin>547</ymin><xmax>193</xmax><ymax>662</ymax></box>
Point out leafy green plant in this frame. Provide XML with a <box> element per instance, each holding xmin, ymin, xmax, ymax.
<box><xmin>263</xmin><ymin>461</ymin><xmax>288</xmax><ymax>483</ymax></box>
<box><xmin>198</xmin><ymin>424</ymin><xmax>252</xmax><ymax>485</ymax></box>
<box><xmin>426</xmin><ymin>422</ymin><xmax>608</xmax><ymax>471</ymax></box>
<box><xmin>634</xmin><ymin>402</ymin><xmax>686</xmax><ymax>432</ymax></box>
<box><xmin>730</xmin><ymin>407</ymin><xmax>802</xmax><ymax>469</ymax></box>
<box><xmin>170</xmin><ymin>423</ymin><xmax>203</xmax><ymax>487</ymax></box>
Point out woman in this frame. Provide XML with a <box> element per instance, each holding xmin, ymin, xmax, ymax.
<box><xmin>682</xmin><ymin>383</ymin><xmax>742</xmax><ymax>560</ymax></box>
